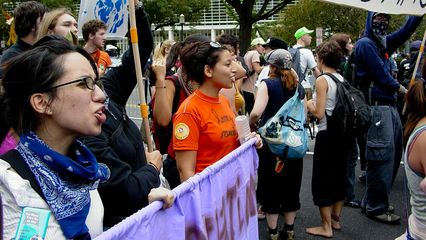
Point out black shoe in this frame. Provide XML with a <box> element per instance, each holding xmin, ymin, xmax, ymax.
<box><xmin>366</xmin><ymin>211</ymin><xmax>400</xmax><ymax>224</ymax></box>
<box><xmin>344</xmin><ymin>200</ymin><xmax>361</xmax><ymax>208</ymax></box>
<box><xmin>278</xmin><ymin>225</ymin><xmax>294</xmax><ymax>240</ymax></box>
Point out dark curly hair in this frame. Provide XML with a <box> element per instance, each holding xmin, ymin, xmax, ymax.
<box><xmin>316</xmin><ymin>40</ymin><xmax>343</xmax><ymax>69</ymax></box>
<box><xmin>82</xmin><ymin>19</ymin><xmax>108</xmax><ymax>42</ymax></box>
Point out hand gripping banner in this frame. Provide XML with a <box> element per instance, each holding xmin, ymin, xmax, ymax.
<box><xmin>95</xmin><ymin>139</ymin><xmax>259</xmax><ymax>240</ymax></box>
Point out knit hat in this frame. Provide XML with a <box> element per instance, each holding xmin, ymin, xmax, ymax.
<box><xmin>410</xmin><ymin>40</ymin><xmax>421</xmax><ymax>51</ymax></box>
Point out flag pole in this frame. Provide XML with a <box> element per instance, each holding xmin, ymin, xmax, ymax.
<box><xmin>128</xmin><ymin>0</ymin><xmax>153</xmax><ymax>152</ymax></box>
<box><xmin>410</xmin><ymin>29</ymin><xmax>426</xmax><ymax>85</ymax></box>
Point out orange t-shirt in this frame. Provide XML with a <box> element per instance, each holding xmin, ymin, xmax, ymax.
<box><xmin>91</xmin><ymin>49</ymin><xmax>112</xmax><ymax>76</ymax></box>
<box><xmin>173</xmin><ymin>90</ymin><xmax>239</xmax><ymax>173</ymax></box>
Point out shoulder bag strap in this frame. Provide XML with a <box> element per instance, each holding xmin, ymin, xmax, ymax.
<box><xmin>1</xmin><ymin>150</ymin><xmax>45</xmax><ymax>201</ymax></box>
<box><xmin>322</xmin><ymin>72</ymin><xmax>340</xmax><ymax>84</ymax></box>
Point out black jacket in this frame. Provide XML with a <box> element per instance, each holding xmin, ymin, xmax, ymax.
<box><xmin>81</xmin><ymin>7</ymin><xmax>158</xmax><ymax>226</ymax></box>
<box><xmin>0</xmin><ymin>39</ymin><xmax>32</xmax><ymax>78</ymax></box>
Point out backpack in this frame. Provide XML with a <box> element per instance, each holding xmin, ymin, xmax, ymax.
<box><xmin>150</xmin><ymin>75</ymin><xmax>183</xmax><ymax>154</ymax></box>
<box><xmin>258</xmin><ymin>85</ymin><xmax>308</xmax><ymax>160</ymax></box>
<box><xmin>288</xmin><ymin>47</ymin><xmax>307</xmax><ymax>82</ymax></box>
<box><xmin>322</xmin><ymin>72</ymin><xmax>371</xmax><ymax>136</ymax></box>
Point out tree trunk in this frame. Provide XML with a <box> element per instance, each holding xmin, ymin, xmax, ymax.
<box><xmin>239</xmin><ymin>14</ymin><xmax>254</xmax><ymax>56</ymax></box>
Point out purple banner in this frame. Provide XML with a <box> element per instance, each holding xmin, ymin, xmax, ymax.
<box><xmin>95</xmin><ymin>138</ymin><xmax>259</xmax><ymax>240</ymax></box>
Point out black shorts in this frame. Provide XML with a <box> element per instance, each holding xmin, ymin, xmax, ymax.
<box><xmin>256</xmin><ymin>145</ymin><xmax>303</xmax><ymax>214</ymax></box>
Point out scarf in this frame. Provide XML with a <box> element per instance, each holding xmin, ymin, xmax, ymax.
<box><xmin>17</xmin><ymin>132</ymin><xmax>110</xmax><ymax>239</ymax></box>
<box><xmin>372</xmin><ymin>21</ymin><xmax>388</xmax><ymax>49</ymax></box>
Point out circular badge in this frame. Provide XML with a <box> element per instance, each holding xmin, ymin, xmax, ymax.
<box><xmin>175</xmin><ymin>123</ymin><xmax>189</xmax><ymax>140</ymax></box>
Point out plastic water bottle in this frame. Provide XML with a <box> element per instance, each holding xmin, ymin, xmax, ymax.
<box><xmin>235</xmin><ymin>115</ymin><xmax>251</xmax><ymax>144</ymax></box>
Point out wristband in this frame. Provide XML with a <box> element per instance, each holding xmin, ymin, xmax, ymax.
<box><xmin>155</xmin><ymin>86</ymin><xmax>166</xmax><ymax>89</ymax></box>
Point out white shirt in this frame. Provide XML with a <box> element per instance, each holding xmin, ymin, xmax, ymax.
<box><xmin>293</xmin><ymin>44</ymin><xmax>317</xmax><ymax>88</ymax></box>
<box><xmin>0</xmin><ymin>159</ymin><xmax>104</xmax><ymax>239</ymax></box>
<box><xmin>255</xmin><ymin>65</ymin><xmax>270</xmax><ymax>88</ymax></box>
<box><xmin>242</xmin><ymin>50</ymin><xmax>261</xmax><ymax>94</ymax></box>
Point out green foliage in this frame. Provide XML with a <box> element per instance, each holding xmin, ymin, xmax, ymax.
<box><xmin>262</xmin><ymin>0</ymin><xmax>426</xmax><ymax>49</ymax></box>
<box><xmin>144</xmin><ymin>0</ymin><xmax>209</xmax><ymax>30</ymax></box>
<box><xmin>266</xmin><ymin>0</ymin><xmax>367</xmax><ymax>46</ymax></box>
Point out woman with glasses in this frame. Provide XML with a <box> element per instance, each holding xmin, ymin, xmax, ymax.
<box><xmin>172</xmin><ymin>41</ymin><xmax>262</xmax><ymax>182</ymax></box>
<box><xmin>80</xmin><ymin>2</ymin><xmax>174</xmax><ymax>228</ymax></box>
<box><xmin>0</xmin><ymin>35</ymin><xmax>108</xmax><ymax>239</ymax></box>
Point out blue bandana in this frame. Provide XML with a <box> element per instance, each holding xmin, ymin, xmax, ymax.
<box><xmin>17</xmin><ymin>132</ymin><xmax>110</xmax><ymax>239</ymax></box>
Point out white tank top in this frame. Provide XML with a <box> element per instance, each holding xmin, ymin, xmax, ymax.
<box><xmin>313</xmin><ymin>73</ymin><xmax>344</xmax><ymax>131</ymax></box>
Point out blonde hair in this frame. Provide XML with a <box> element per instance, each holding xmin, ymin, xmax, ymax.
<box><xmin>153</xmin><ymin>40</ymin><xmax>175</xmax><ymax>61</ymax></box>
<box><xmin>36</xmin><ymin>8</ymin><xmax>77</xmax><ymax>44</ymax></box>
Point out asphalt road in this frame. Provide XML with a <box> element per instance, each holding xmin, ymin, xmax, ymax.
<box><xmin>257</xmin><ymin>139</ymin><xmax>409</xmax><ymax>240</ymax></box>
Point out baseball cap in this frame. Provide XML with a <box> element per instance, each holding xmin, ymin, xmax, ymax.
<box><xmin>251</xmin><ymin>37</ymin><xmax>266</xmax><ymax>46</ymax></box>
<box><xmin>410</xmin><ymin>40</ymin><xmax>421</xmax><ymax>51</ymax></box>
<box><xmin>267</xmin><ymin>49</ymin><xmax>292</xmax><ymax>70</ymax></box>
<box><xmin>262</xmin><ymin>37</ymin><xmax>288</xmax><ymax>50</ymax></box>
<box><xmin>294</xmin><ymin>27</ymin><xmax>313</xmax><ymax>40</ymax></box>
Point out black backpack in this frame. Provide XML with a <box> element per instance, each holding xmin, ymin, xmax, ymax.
<box><xmin>288</xmin><ymin>47</ymin><xmax>307</xmax><ymax>82</ymax></box>
<box><xmin>323</xmin><ymin>73</ymin><xmax>371</xmax><ymax>136</ymax></box>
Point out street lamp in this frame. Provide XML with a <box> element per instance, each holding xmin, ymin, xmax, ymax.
<box><xmin>151</xmin><ymin>23</ymin><xmax>155</xmax><ymax>43</ymax></box>
<box><xmin>179</xmin><ymin>14</ymin><xmax>185</xmax><ymax>41</ymax></box>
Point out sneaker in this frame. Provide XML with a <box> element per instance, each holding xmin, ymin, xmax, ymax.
<box><xmin>269</xmin><ymin>233</ymin><xmax>279</xmax><ymax>240</ymax></box>
<box><xmin>367</xmin><ymin>211</ymin><xmax>400</xmax><ymax>224</ymax></box>
<box><xmin>344</xmin><ymin>199</ymin><xmax>361</xmax><ymax>208</ymax></box>
<box><xmin>257</xmin><ymin>204</ymin><xmax>266</xmax><ymax>220</ymax></box>
<box><xmin>358</xmin><ymin>172</ymin><xmax>366</xmax><ymax>184</ymax></box>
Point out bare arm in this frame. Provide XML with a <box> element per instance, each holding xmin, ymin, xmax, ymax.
<box><xmin>307</xmin><ymin>76</ymin><xmax>327</xmax><ymax>120</ymax></box>
<box><xmin>409</xmin><ymin>130</ymin><xmax>426</xmax><ymax>192</ymax></box>
<box><xmin>252</xmin><ymin>62</ymin><xmax>263</xmax><ymax>74</ymax></box>
<box><xmin>175</xmin><ymin>150</ymin><xmax>197</xmax><ymax>182</ymax></box>
<box><xmin>152</xmin><ymin>63</ymin><xmax>176</xmax><ymax>127</ymax></box>
<box><xmin>250</xmin><ymin>81</ymin><xmax>269</xmax><ymax>129</ymax></box>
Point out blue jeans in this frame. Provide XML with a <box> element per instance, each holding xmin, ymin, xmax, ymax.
<box><xmin>362</xmin><ymin>105</ymin><xmax>403</xmax><ymax>216</ymax></box>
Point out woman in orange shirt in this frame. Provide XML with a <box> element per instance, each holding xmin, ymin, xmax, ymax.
<box><xmin>173</xmin><ymin>41</ymin><xmax>262</xmax><ymax>182</ymax></box>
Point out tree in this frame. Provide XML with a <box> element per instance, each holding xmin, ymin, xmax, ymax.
<box><xmin>223</xmin><ymin>0</ymin><xmax>294</xmax><ymax>54</ymax></box>
<box><xmin>144</xmin><ymin>0</ymin><xmax>209</xmax><ymax>30</ymax></box>
<box><xmin>270</xmin><ymin>0</ymin><xmax>367</xmax><ymax>46</ymax></box>
<box><xmin>265</xmin><ymin>0</ymin><xmax>425</xmax><ymax>49</ymax></box>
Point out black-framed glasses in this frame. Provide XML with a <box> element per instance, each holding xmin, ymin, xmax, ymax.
<box><xmin>45</xmin><ymin>76</ymin><xmax>103</xmax><ymax>92</ymax></box>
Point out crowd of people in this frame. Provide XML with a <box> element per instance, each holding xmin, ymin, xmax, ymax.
<box><xmin>0</xmin><ymin>1</ymin><xmax>425</xmax><ymax>240</ymax></box>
